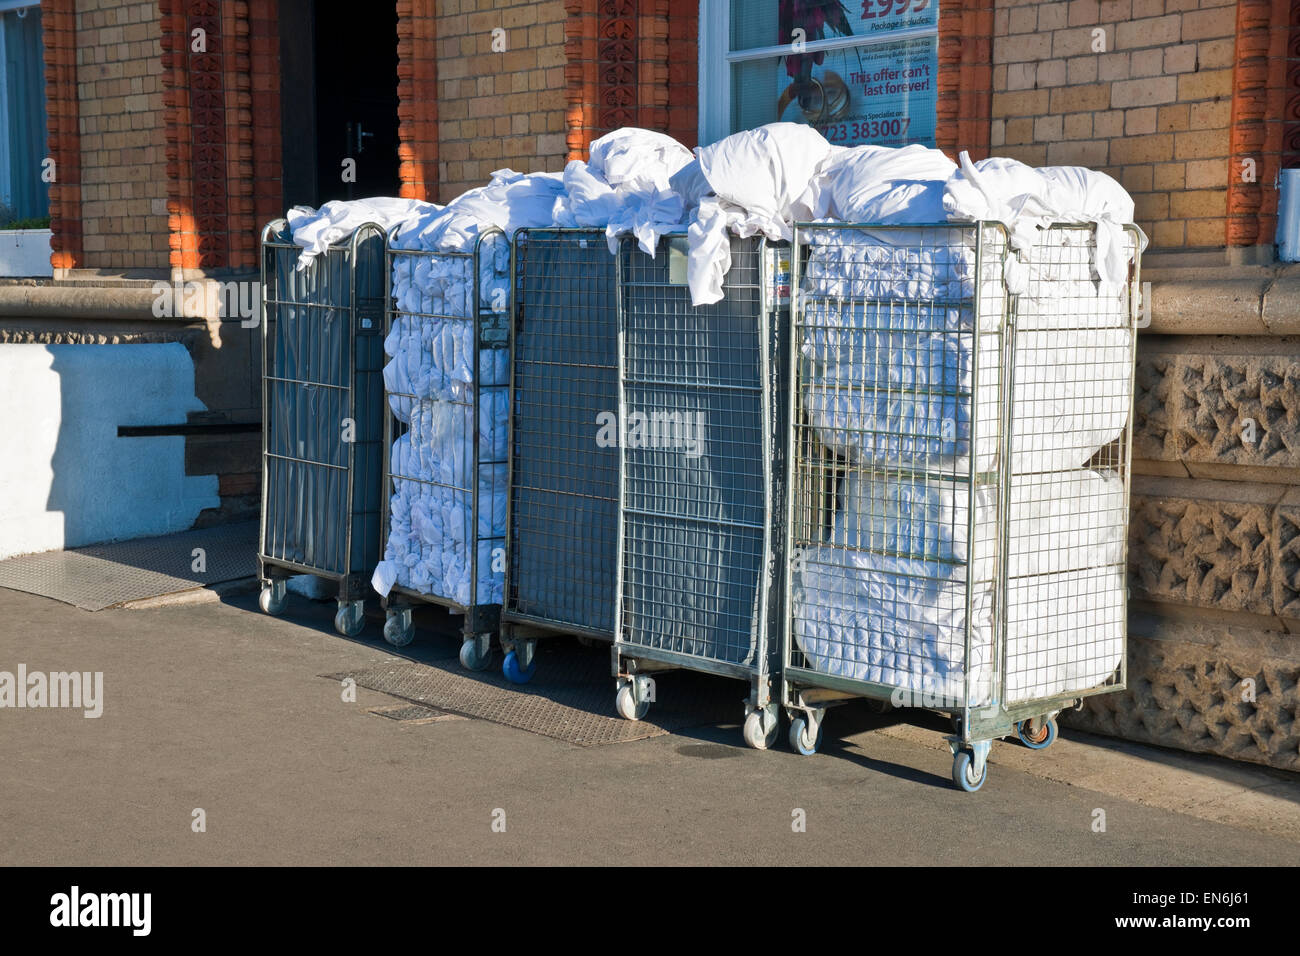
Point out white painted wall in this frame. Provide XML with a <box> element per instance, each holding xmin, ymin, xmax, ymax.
<box><xmin>0</xmin><ymin>229</ymin><xmax>53</xmax><ymax>277</ymax></box>
<box><xmin>0</xmin><ymin>343</ymin><xmax>220</xmax><ymax>559</ymax></box>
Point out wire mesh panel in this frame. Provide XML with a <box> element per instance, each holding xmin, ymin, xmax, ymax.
<box><xmin>377</xmin><ymin>229</ymin><xmax>510</xmax><ymax>636</ymax></box>
<box><xmin>616</xmin><ymin>235</ymin><xmax>783</xmax><ymax>676</ymax></box>
<box><xmin>1001</xmin><ymin>225</ymin><xmax>1137</xmax><ymax>706</ymax></box>
<box><xmin>786</xmin><ymin>223</ymin><xmax>1007</xmax><ymax>713</ymax></box>
<box><xmin>783</xmin><ymin>220</ymin><xmax>1139</xmax><ymax>782</ymax></box>
<box><xmin>505</xmin><ymin>229</ymin><xmax>619</xmax><ymax>637</ymax></box>
<box><xmin>259</xmin><ymin>220</ymin><xmax>385</xmax><ymax>595</ymax></box>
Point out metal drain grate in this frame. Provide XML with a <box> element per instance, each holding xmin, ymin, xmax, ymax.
<box><xmin>325</xmin><ymin>641</ymin><xmax>736</xmax><ymax>746</ymax></box>
<box><xmin>0</xmin><ymin>521</ymin><xmax>257</xmax><ymax>611</ymax></box>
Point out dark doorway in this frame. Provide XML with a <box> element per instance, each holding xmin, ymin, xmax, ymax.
<box><xmin>279</xmin><ymin>0</ymin><xmax>400</xmax><ymax>209</ymax></box>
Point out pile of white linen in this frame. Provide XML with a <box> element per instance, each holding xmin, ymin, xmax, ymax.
<box><xmin>794</xmin><ymin>469</ymin><xmax>1127</xmax><ymax>703</ymax></box>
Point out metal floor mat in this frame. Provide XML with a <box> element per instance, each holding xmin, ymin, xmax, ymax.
<box><xmin>0</xmin><ymin>521</ymin><xmax>257</xmax><ymax>611</ymax></box>
<box><xmin>325</xmin><ymin>641</ymin><xmax>736</xmax><ymax>746</ymax></box>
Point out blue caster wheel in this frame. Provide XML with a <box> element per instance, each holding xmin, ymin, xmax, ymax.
<box><xmin>1017</xmin><ymin>716</ymin><xmax>1057</xmax><ymax>750</ymax></box>
<box><xmin>952</xmin><ymin>749</ymin><xmax>987</xmax><ymax>792</ymax></box>
<box><xmin>502</xmin><ymin>649</ymin><xmax>536</xmax><ymax>685</ymax></box>
<box><xmin>789</xmin><ymin>716</ymin><xmax>821</xmax><ymax>756</ymax></box>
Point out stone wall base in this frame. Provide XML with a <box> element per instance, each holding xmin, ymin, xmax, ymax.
<box><xmin>1064</xmin><ymin>611</ymin><xmax>1300</xmax><ymax>772</ymax></box>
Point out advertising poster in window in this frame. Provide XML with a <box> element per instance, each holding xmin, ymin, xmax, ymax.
<box><xmin>776</xmin><ymin>0</ymin><xmax>938</xmax><ymax>148</ymax></box>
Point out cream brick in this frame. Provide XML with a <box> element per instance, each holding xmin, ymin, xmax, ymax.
<box><xmin>1097</xmin><ymin>52</ymin><xmax>1130</xmax><ymax>81</ymax></box>
<box><xmin>1177</xmin><ymin>69</ymin><xmax>1233</xmax><ymax>101</ymax></box>
<box><xmin>1093</xmin><ymin>109</ymin><xmax>1125</xmax><ymax>138</ymax></box>
<box><xmin>1157</xmin><ymin>103</ymin><xmax>1191</xmax><ymax>130</ymax></box>
<box><xmin>1006</xmin><ymin>62</ymin><xmax>1038</xmax><ymax>90</ymax></box>
<box><xmin>1009</xmin><ymin>5</ymin><xmax>1039</xmax><ymax>33</ymax></box>
<box><xmin>1164</xmin><ymin>44</ymin><xmax>1198</xmax><ymax>73</ymax></box>
<box><xmin>1189</xmin><ymin>100</ymin><xmax>1231</xmax><ymax>129</ymax></box>
<box><xmin>1037</xmin><ymin>59</ymin><xmax>1068</xmax><ymax>86</ymax></box>
<box><xmin>1152</xmin><ymin>219</ymin><xmax>1185</xmax><ymax>248</ymax></box>
<box><xmin>1197</xmin><ymin>37</ymin><xmax>1235</xmax><ymax>68</ymax></box>
<box><xmin>1129</xmin><ymin>47</ymin><xmax>1167</xmax><ymax>77</ymax></box>
<box><xmin>1185</xmin><ymin>158</ymin><xmax>1227</xmax><ymax>189</ymax></box>
<box><xmin>1116</xmin><ymin>15</ymin><xmax>1181</xmax><ymax>48</ymax></box>
<box><xmin>1046</xmin><ymin>139</ymin><xmax>1108</xmax><ymax>165</ymax></box>
<box><xmin>1174</xmin><ymin>130</ymin><xmax>1231</xmax><ymax>159</ymax></box>
<box><xmin>1052</xmin><ymin>26</ymin><xmax>1104</xmax><ymax>58</ymax></box>
<box><xmin>1035</xmin><ymin>114</ymin><xmax>1065</xmax><ymax>140</ymax></box>
<box><xmin>1111</xmin><ymin>75</ymin><xmax>1178</xmax><ymax>107</ymax></box>
<box><xmin>1005</xmin><ymin>117</ymin><xmax>1035</xmax><ymax>144</ymax></box>
<box><xmin>1064</xmin><ymin>112</ymin><xmax>1094</xmax><ymax>139</ymax></box>
<box><xmin>1126</xmin><ymin>107</ymin><xmax>1158</xmax><ymax>135</ymax></box>
<box><xmin>1169</xmin><ymin>188</ymin><xmax>1227</xmax><ymax>218</ymax></box>
<box><xmin>1038</xmin><ymin>2</ymin><xmax>1070</xmax><ymax>30</ymax></box>
<box><xmin>1186</xmin><ymin>218</ymin><xmax>1225</xmax><ymax>247</ymax></box>
<box><xmin>1181</xmin><ymin>6</ymin><xmax>1237</xmax><ymax>39</ymax></box>
<box><xmin>1118</xmin><ymin>164</ymin><xmax>1154</xmax><ymax>192</ymax></box>
<box><xmin>1110</xmin><ymin>132</ymin><xmax>1174</xmax><ymax>163</ymax></box>
<box><xmin>1048</xmin><ymin>82</ymin><xmax>1111</xmax><ymax>113</ymax></box>
<box><xmin>995</xmin><ymin>32</ymin><xmax>1053</xmax><ymax>62</ymax></box>
<box><xmin>1067</xmin><ymin>55</ymin><xmax>1099</xmax><ymax>84</ymax></box>
<box><xmin>1068</xmin><ymin>0</ymin><xmax>1102</xmax><ymax>24</ymax></box>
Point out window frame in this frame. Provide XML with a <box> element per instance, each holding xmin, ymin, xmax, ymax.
<box><xmin>697</xmin><ymin>0</ymin><xmax>940</xmax><ymax>147</ymax></box>
<box><xmin>0</xmin><ymin>2</ymin><xmax>44</xmax><ymax>221</ymax></box>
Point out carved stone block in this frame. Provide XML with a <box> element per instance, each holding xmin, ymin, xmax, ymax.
<box><xmin>1065</xmin><ymin>623</ymin><xmax>1300</xmax><ymax>772</ymax></box>
<box><xmin>1132</xmin><ymin>344</ymin><xmax>1300</xmax><ymax>469</ymax></box>
<box><xmin>1129</xmin><ymin>487</ymin><xmax>1276</xmax><ymax>616</ymax></box>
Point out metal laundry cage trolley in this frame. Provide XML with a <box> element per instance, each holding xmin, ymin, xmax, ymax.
<box><xmin>258</xmin><ymin>219</ymin><xmax>386</xmax><ymax>635</ymax></box>
<box><xmin>782</xmin><ymin>220</ymin><xmax>1140</xmax><ymax>790</ymax></box>
<box><xmin>612</xmin><ymin>234</ymin><xmax>790</xmax><ymax>749</ymax></box>
<box><xmin>376</xmin><ymin>228</ymin><xmax>511</xmax><ymax>664</ymax></box>
<box><xmin>499</xmin><ymin>228</ymin><xmax>620</xmax><ymax>684</ymax></box>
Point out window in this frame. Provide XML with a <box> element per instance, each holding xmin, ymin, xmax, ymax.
<box><xmin>0</xmin><ymin>1</ymin><xmax>48</xmax><ymax>226</ymax></box>
<box><xmin>699</xmin><ymin>0</ymin><xmax>939</xmax><ymax>148</ymax></box>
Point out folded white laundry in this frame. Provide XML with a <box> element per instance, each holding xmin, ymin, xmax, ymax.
<box><xmin>793</xmin><ymin>143</ymin><xmax>957</xmax><ymax>223</ymax></box>
<box><xmin>794</xmin><ymin>469</ymin><xmax>1126</xmax><ymax>703</ymax></box>
<box><xmin>793</xmin><ymin>545</ymin><xmax>996</xmax><ymax>705</ymax></box>
<box><xmin>372</xmin><ymin>396</ymin><xmax>508</xmax><ymax>606</ymax></box>
<box><xmin>797</xmin><ymin>225</ymin><xmax>1132</xmax><ymax>473</ymax></box>
<box><xmin>803</xmin><ymin>324</ymin><xmax>1130</xmax><ymax>473</ymax></box>
<box><xmin>831</xmin><ymin>469</ymin><xmax>1126</xmax><ymax>580</ymax></box>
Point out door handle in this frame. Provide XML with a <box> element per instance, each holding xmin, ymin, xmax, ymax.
<box><xmin>354</xmin><ymin>122</ymin><xmax>375</xmax><ymax>155</ymax></box>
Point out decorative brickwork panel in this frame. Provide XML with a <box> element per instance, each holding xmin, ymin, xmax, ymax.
<box><xmin>1225</xmin><ymin>0</ymin><xmax>1290</xmax><ymax>247</ymax></box>
<box><xmin>937</xmin><ymin>0</ymin><xmax>994</xmax><ymax>162</ymax></box>
<box><xmin>1275</xmin><ymin>501</ymin><xmax>1300</xmax><ymax>619</ymax></box>
<box><xmin>1130</xmin><ymin>492</ymin><xmax>1276</xmax><ymax>615</ymax></box>
<box><xmin>1132</xmin><ymin>348</ymin><xmax>1300</xmax><ymax>469</ymax></box>
<box><xmin>1133</xmin><ymin>349</ymin><xmax>1177</xmax><ymax>461</ymax></box>
<box><xmin>397</xmin><ymin>0</ymin><xmax>437</xmax><ymax>202</ymax></box>
<box><xmin>1067</xmin><ymin>630</ymin><xmax>1300</xmax><ymax>771</ymax></box>
<box><xmin>1177</xmin><ymin>355</ymin><xmax>1300</xmax><ymax>466</ymax></box>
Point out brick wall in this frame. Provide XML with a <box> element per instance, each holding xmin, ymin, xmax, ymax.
<box><xmin>990</xmin><ymin>0</ymin><xmax>1237</xmax><ymax>250</ymax></box>
<box><xmin>75</xmin><ymin>0</ymin><xmax>169</xmax><ymax>270</ymax></box>
<box><xmin>434</xmin><ymin>0</ymin><xmax>568</xmax><ymax>201</ymax></box>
